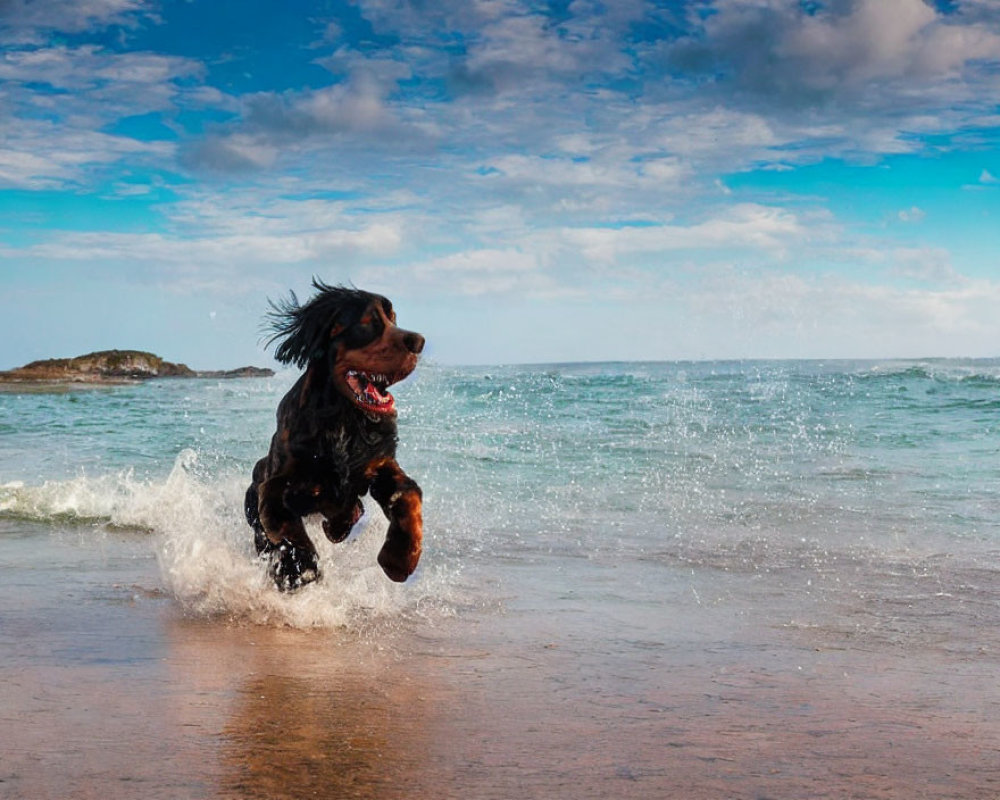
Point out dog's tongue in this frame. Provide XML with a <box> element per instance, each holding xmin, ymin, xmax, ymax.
<box><xmin>345</xmin><ymin>370</ymin><xmax>396</xmax><ymax>412</ymax></box>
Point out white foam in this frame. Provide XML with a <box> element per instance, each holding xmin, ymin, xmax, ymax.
<box><xmin>0</xmin><ymin>449</ymin><xmax>459</xmax><ymax>631</ymax></box>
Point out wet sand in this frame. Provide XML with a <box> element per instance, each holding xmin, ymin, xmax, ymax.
<box><xmin>2</xmin><ymin>526</ymin><xmax>1000</xmax><ymax>799</ymax></box>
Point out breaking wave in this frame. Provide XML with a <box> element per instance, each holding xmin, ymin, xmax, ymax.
<box><xmin>0</xmin><ymin>449</ymin><xmax>460</xmax><ymax>631</ymax></box>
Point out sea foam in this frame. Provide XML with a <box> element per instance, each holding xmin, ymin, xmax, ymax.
<box><xmin>0</xmin><ymin>449</ymin><xmax>458</xmax><ymax>631</ymax></box>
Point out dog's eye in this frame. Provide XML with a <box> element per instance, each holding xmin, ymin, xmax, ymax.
<box><xmin>340</xmin><ymin>314</ymin><xmax>383</xmax><ymax>348</ymax></box>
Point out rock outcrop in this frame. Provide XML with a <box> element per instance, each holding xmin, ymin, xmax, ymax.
<box><xmin>0</xmin><ymin>350</ymin><xmax>274</xmax><ymax>384</ymax></box>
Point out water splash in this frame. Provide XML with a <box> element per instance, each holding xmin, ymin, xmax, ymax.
<box><xmin>0</xmin><ymin>449</ymin><xmax>460</xmax><ymax>631</ymax></box>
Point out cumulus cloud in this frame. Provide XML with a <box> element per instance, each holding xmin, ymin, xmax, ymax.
<box><xmin>0</xmin><ymin>119</ymin><xmax>173</xmax><ymax>188</ymax></box>
<box><xmin>549</xmin><ymin>204</ymin><xmax>809</xmax><ymax>265</ymax></box>
<box><xmin>662</xmin><ymin>0</ymin><xmax>1000</xmax><ymax>108</ymax></box>
<box><xmin>0</xmin><ymin>45</ymin><xmax>202</xmax><ymax>107</ymax></box>
<box><xmin>181</xmin><ymin>135</ymin><xmax>279</xmax><ymax>173</ymax></box>
<box><xmin>476</xmin><ymin>152</ymin><xmax>692</xmax><ymax>207</ymax></box>
<box><xmin>181</xmin><ymin>53</ymin><xmax>430</xmax><ymax>172</ymax></box>
<box><xmin>390</xmin><ymin>248</ymin><xmax>560</xmax><ymax>296</ymax></box>
<box><xmin>0</xmin><ymin>0</ymin><xmax>150</xmax><ymax>43</ymax></box>
<box><xmin>0</xmin><ymin>44</ymin><xmax>202</xmax><ymax>187</ymax></box>
<box><xmin>244</xmin><ymin>81</ymin><xmax>393</xmax><ymax>137</ymax></box>
<box><xmin>21</xmin><ymin>222</ymin><xmax>403</xmax><ymax>270</ymax></box>
<box><xmin>448</xmin><ymin>8</ymin><xmax>634</xmax><ymax>94</ymax></box>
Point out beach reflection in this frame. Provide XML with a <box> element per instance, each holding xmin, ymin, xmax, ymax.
<box><xmin>165</xmin><ymin>617</ymin><xmax>438</xmax><ymax>800</ymax></box>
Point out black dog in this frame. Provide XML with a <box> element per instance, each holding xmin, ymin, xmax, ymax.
<box><xmin>245</xmin><ymin>280</ymin><xmax>425</xmax><ymax>590</ymax></box>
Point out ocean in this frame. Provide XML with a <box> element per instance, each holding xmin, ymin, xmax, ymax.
<box><xmin>2</xmin><ymin>359</ymin><xmax>999</xmax><ymax>798</ymax></box>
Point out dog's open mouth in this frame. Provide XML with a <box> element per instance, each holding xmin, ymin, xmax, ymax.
<box><xmin>344</xmin><ymin>370</ymin><xmax>399</xmax><ymax>414</ymax></box>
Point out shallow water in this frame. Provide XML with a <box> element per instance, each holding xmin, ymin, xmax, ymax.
<box><xmin>2</xmin><ymin>360</ymin><xmax>1000</xmax><ymax>797</ymax></box>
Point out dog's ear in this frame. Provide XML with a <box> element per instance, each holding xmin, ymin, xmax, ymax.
<box><xmin>264</xmin><ymin>280</ymin><xmax>357</xmax><ymax>367</ymax></box>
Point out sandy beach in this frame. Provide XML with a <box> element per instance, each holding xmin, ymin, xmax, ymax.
<box><xmin>3</xmin><ymin>522</ymin><xmax>999</xmax><ymax>800</ymax></box>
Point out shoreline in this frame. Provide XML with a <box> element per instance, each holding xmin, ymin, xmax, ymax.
<box><xmin>2</xmin><ymin>522</ymin><xmax>999</xmax><ymax>798</ymax></box>
<box><xmin>0</xmin><ymin>372</ymin><xmax>275</xmax><ymax>392</ymax></box>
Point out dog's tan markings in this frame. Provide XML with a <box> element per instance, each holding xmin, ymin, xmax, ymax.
<box><xmin>327</xmin><ymin>323</ymin><xmax>345</xmax><ymax>339</ymax></box>
<box><xmin>366</xmin><ymin>458</ymin><xmax>423</xmax><ymax>581</ymax></box>
<box><xmin>378</xmin><ymin>489</ymin><xmax>423</xmax><ymax>582</ymax></box>
<box><xmin>363</xmin><ymin>457</ymin><xmax>394</xmax><ymax>481</ymax></box>
<box><xmin>375</xmin><ymin>302</ymin><xmax>396</xmax><ymax>328</ymax></box>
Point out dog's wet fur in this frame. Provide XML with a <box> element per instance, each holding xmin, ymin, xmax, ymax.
<box><xmin>245</xmin><ymin>281</ymin><xmax>425</xmax><ymax>590</ymax></box>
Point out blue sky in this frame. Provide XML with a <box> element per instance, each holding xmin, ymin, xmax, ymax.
<box><xmin>1</xmin><ymin>0</ymin><xmax>999</xmax><ymax>368</ymax></box>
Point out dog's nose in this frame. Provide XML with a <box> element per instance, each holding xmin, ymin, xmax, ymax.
<box><xmin>402</xmin><ymin>331</ymin><xmax>425</xmax><ymax>354</ymax></box>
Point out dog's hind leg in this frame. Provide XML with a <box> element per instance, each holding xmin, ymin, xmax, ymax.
<box><xmin>244</xmin><ymin>482</ymin><xmax>271</xmax><ymax>555</ymax></box>
<box><xmin>256</xmin><ymin>475</ymin><xmax>320</xmax><ymax>591</ymax></box>
<box><xmin>245</xmin><ymin>458</ymin><xmax>271</xmax><ymax>555</ymax></box>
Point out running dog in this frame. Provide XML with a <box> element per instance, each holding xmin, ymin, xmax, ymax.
<box><xmin>245</xmin><ymin>280</ymin><xmax>425</xmax><ymax>590</ymax></box>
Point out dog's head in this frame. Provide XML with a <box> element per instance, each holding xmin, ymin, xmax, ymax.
<box><xmin>266</xmin><ymin>280</ymin><xmax>424</xmax><ymax>417</ymax></box>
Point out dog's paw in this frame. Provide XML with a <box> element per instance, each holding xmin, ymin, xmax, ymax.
<box><xmin>260</xmin><ymin>540</ymin><xmax>320</xmax><ymax>592</ymax></box>
<box><xmin>377</xmin><ymin>523</ymin><xmax>422</xmax><ymax>582</ymax></box>
<box><xmin>377</xmin><ymin>545</ymin><xmax>420</xmax><ymax>582</ymax></box>
<box><xmin>377</xmin><ymin>492</ymin><xmax>422</xmax><ymax>581</ymax></box>
<box><xmin>321</xmin><ymin>499</ymin><xmax>364</xmax><ymax>544</ymax></box>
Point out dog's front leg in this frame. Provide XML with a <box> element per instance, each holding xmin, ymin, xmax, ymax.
<box><xmin>367</xmin><ymin>459</ymin><xmax>423</xmax><ymax>582</ymax></box>
<box><xmin>257</xmin><ymin>474</ymin><xmax>320</xmax><ymax>590</ymax></box>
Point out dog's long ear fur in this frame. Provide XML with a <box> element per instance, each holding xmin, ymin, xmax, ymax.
<box><xmin>265</xmin><ymin>279</ymin><xmax>356</xmax><ymax>367</ymax></box>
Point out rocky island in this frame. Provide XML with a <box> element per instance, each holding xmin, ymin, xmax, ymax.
<box><xmin>0</xmin><ymin>350</ymin><xmax>274</xmax><ymax>387</ymax></box>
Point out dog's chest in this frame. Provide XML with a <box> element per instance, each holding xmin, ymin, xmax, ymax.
<box><xmin>304</xmin><ymin>420</ymin><xmax>393</xmax><ymax>487</ymax></box>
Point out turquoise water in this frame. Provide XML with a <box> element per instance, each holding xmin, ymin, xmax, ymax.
<box><xmin>4</xmin><ymin>358</ymin><xmax>1000</xmax><ymax>797</ymax></box>
<box><xmin>1</xmin><ymin>359</ymin><xmax>998</xmax><ymax>629</ymax></box>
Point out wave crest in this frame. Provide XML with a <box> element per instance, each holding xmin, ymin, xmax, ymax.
<box><xmin>1</xmin><ymin>449</ymin><xmax>457</xmax><ymax>631</ymax></box>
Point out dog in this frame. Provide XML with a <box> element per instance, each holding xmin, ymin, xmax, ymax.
<box><xmin>245</xmin><ymin>280</ymin><xmax>425</xmax><ymax>590</ymax></box>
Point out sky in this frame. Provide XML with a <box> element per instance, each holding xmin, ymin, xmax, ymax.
<box><xmin>1</xmin><ymin>0</ymin><xmax>999</xmax><ymax>369</ymax></box>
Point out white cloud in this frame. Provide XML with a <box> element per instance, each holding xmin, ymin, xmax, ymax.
<box><xmin>412</xmin><ymin>248</ymin><xmax>536</xmax><ymax>275</ymax></box>
<box><xmin>552</xmin><ymin>204</ymin><xmax>808</xmax><ymax>264</ymax></box>
<box><xmin>395</xmin><ymin>248</ymin><xmax>557</xmax><ymax>296</ymax></box>
<box><xmin>181</xmin><ymin>56</ymin><xmax>434</xmax><ymax>172</ymax></box>
<box><xmin>0</xmin><ymin>120</ymin><xmax>173</xmax><ymax>188</ymax></box>
<box><xmin>642</xmin><ymin>0</ymin><xmax>1000</xmax><ymax>167</ymax></box>
<box><xmin>183</xmin><ymin>135</ymin><xmax>279</xmax><ymax>173</ymax></box>
<box><xmin>981</xmin><ymin>169</ymin><xmax>999</xmax><ymax>184</ymax></box>
<box><xmin>481</xmin><ymin>153</ymin><xmax>690</xmax><ymax>192</ymax></box>
<box><xmin>0</xmin><ymin>0</ymin><xmax>150</xmax><ymax>43</ymax></box>
<box><xmin>674</xmin><ymin>266</ymin><xmax>1000</xmax><ymax>359</ymax></box>
<box><xmin>0</xmin><ymin>44</ymin><xmax>201</xmax><ymax>187</ymax></box>
<box><xmin>19</xmin><ymin>221</ymin><xmax>403</xmax><ymax>272</ymax></box>
<box><xmin>0</xmin><ymin>45</ymin><xmax>200</xmax><ymax>97</ymax></box>
<box><xmin>888</xmin><ymin>246</ymin><xmax>961</xmax><ymax>284</ymax></box>
<box><xmin>664</xmin><ymin>0</ymin><xmax>1000</xmax><ymax>104</ymax></box>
